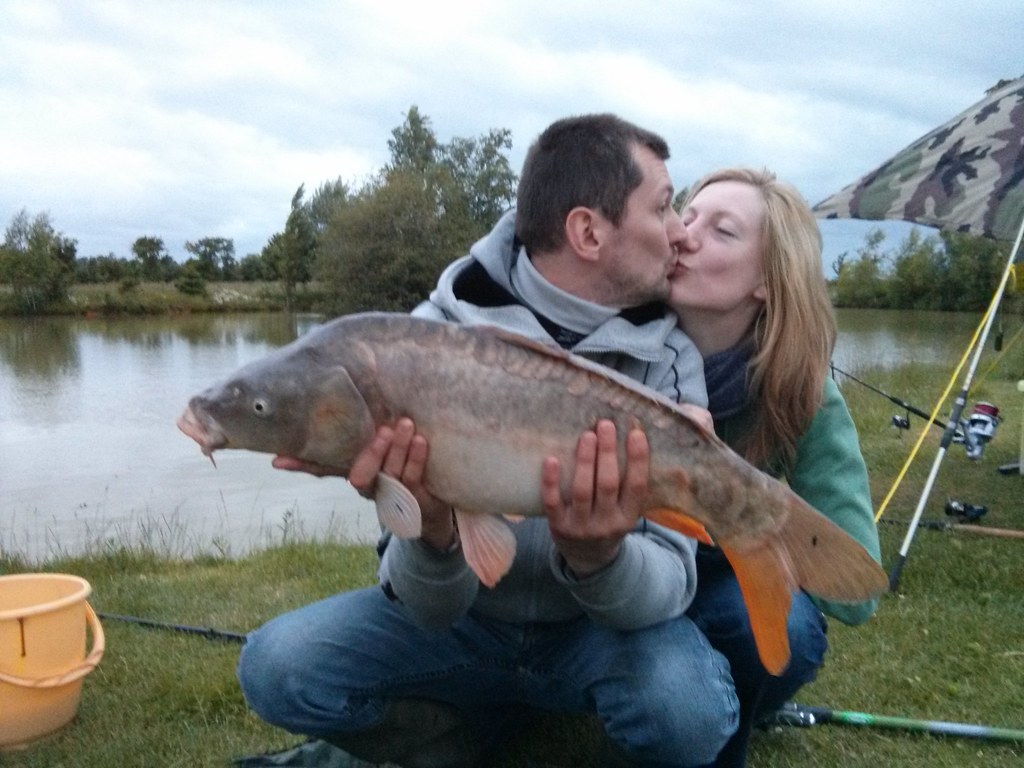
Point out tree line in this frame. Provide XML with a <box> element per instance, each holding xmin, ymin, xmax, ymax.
<box><xmin>0</xmin><ymin>106</ymin><xmax>517</xmax><ymax>314</ymax></box>
<box><xmin>1</xmin><ymin>105</ymin><xmax>1018</xmax><ymax>315</ymax></box>
<box><xmin>830</xmin><ymin>227</ymin><xmax>1018</xmax><ymax>313</ymax></box>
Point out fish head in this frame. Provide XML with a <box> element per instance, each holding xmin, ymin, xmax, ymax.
<box><xmin>177</xmin><ymin>345</ymin><xmax>377</xmax><ymax>471</ymax></box>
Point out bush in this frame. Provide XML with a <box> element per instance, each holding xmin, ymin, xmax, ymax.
<box><xmin>175</xmin><ymin>263</ymin><xmax>207</xmax><ymax>296</ymax></box>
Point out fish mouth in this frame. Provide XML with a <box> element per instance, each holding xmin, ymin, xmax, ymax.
<box><xmin>177</xmin><ymin>405</ymin><xmax>228</xmax><ymax>460</ymax></box>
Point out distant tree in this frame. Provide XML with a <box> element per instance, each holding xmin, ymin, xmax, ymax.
<box><xmin>278</xmin><ymin>185</ymin><xmax>316</xmax><ymax>309</ymax></box>
<box><xmin>306</xmin><ymin>177</ymin><xmax>350</xmax><ymax>235</ymax></box>
<box><xmin>185</xmin><ymin>237</ymin><xmax>235</xmax><ymax>280</ymax></box>
<box><xmin>888</xmin><ymin>228</ymin><xmax>946</xmax><ymax>309</ymax></box>
<box><xmin>830</xmin><ymin>252</ymin><xmax>848</xmax><ymax>280</ymax></box>
<box><xmin>316</xmin><ymin>107</ymin><xmax>517</xmax><ymax>313</ymax></box>
<box><xmin>119</xmin><ymin>272</ymin><xmax>141</xmax><ymax>294</ymax></box>
<box><xmin>175</xmin><ymin>260</ymin><xmax>207</xmax><ymax>296</ymax></box>
<box><xmin>0</xmin><ymin>209</ymin><xmax>77</xmax><ymax>312</ymax></box>
<box><xmin>132</xmin><ymin>236</ymin><xmax>168</xmax><ymax>281</ymax></box>
<box><xmin>319</xmin><ymin>169</ymin><xmax>464</xmax><ymax>313</ymax></box>
<box><xmin>832</xmin><ymin>228</ymin><xmax>888</xmax><ymax>308</ymax></box>
<box><xmin>238</xmin><ymin>252</ymin><xmax>274</xmax><ymax>281</ymax></box>
<box><xmin>828</xmin><ymin>226</ymin><xmax>1014</xmax><ymax>311</ymax></box>
<box><xmin>258</xmin><ymin>233</ymin><xmax>284</xmax><ymax>281</ymax></box>
<box><xmin>440</xmin><ymin>128</ymin><xmax>517</xmax><ymax>230</ymax></box>
<box><xmin>157</xmin><ymin>254</ymin><xmax>181</xmax><ymax>282</ymax></box>
<box><xmin>305</xmin><ymin>177</ymin><xmax>351</xmax><ymax>276</ymax></box>
<box><xmin>942</xmin><ymin>231</ymin><xmax>1009</xmax><ymax>311</ymax></box>
<box><xmin>74</xmin><ymin>253</ymin><xmax>134</xmax><ymax>284</ymax></box>
<box><xmin>386</xmin><ymin>106</ymin><xmax>439</xmax><ymax>174</ymax></box>
<box><xmin>384</xmin><ymin>107</ymin><xmax>516</xmax><ymax>230</ymax></box>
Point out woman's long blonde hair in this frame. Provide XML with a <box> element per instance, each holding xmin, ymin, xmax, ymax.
<box><xmin>685</xmin><ymin>167</ymin><xmax>835</xmax><ymax>469</ymax></box>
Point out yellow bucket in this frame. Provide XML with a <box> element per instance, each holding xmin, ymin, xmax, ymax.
<box><xmin>0</xmin><ymin>573</ymin><xmax>105</xmax><ymax>749</ymax></box>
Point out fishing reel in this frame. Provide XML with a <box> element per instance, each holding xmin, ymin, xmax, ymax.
<box><xmin>891</xmin><ymin>413</ymin><xmax>911</xmax><ymax>432</ymax></box>
<box><xmin>945</xmin><ymin>498</ymin><xmax>988</xmax><ymax>523</ymax></box>
<box><xmin>953</xmin><ymin>401</ymin><xmax>1002</xmax><ymax>460</ymax></box>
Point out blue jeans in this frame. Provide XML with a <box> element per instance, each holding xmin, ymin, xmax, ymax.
<box><xmin>239</xmin><ymin>586</ymin><xmax>738</xmax><ymax>767</ymax></box>
<box><xmin>687</xmin><ymin>547</ymin><xmax>829</xmax><ymax>767</ymax></box>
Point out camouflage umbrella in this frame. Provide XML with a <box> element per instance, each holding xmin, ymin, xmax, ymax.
<box><xmin>816</xmin><ymin>78</ymin><xmax>1024</xmax><ymax>592</ymax></box>
<box><xmin>813</xmin><ymin>76</ymin><xmax>1024</xmax><ymax>241</ymax></box>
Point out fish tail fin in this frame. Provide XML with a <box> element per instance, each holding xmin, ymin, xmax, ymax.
<box><xmin>719</xmin><ymin>542</ymin><xmax>794</xmax><ymax>676</ymax></box>
<box><xmin>778</xmin><ymin>495</ymin><xmax>887</xmax><ymax>603</ymax></box>
<box><xmin>642</xmin><ymin>508</ymin><xmax>714</xmax><ymax>545</ymax></box>
<box><xmin>716</xmin><ymin>494</ymin><xmax>887</xmax><ymax>676</ymax></box>
<box><xmin>454</xmin><ymin>509</ymin><xmax>517</xmax><ymax>588</ymax></box>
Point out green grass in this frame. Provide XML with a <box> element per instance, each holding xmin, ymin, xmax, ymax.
<box><xmin>0</xmin><ymin>544</ymin><xmax>382</xmax><ymax>768</ymax></box>
<box><xmin>2</xmin><ymin>361</ymin><xmax>1023</xmax><ymax>767</ymax></box>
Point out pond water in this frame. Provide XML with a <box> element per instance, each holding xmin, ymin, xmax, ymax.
<box><xmin>0</xmin><ymin>313</ymin><xmax>379</xmax><ymax>563</ymax></box>
<box><xmin>0</xmin><ymin>308</ymin><xmax>985</xmax><ymax>562</ymax></box>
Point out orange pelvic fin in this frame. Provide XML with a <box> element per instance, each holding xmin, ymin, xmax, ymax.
<box><xmin>454</xmin><ymin>509</ymin><xmax>517</xmax><ymax>588</ymax></box>
<box><xmin>719</xmin><ymin>542</ymin><xmax>795</xmax><ymax>676</ymax></box>
<box><xmin>642</xmin><ymin>508</ymin><xmax>714</xmax><ymax>546</ymax></box>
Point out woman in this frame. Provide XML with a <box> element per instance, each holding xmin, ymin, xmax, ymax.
<box><xmin>671</xmin><ymin>167</ymin><xmax>882</xmax><ymax>766</ymax></box>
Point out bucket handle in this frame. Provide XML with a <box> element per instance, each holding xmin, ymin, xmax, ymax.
<box><xmin>0</xmin><ymin>602</ymin><xmax>105</xmax><ymax>689</ymax></box>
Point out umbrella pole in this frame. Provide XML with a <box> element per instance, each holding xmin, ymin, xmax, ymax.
<box><xmin>889</xmin><ymin>214</ymin><xmax>1024</xmax><ymax>592</ymax></box>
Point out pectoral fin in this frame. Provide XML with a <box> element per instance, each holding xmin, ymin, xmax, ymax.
<box><xmin>304</xmin><ymin>366</ymin><xmax>376</xmax><ymax>467</ymax></box>
<box><xmin>374</xmin><ymin>474</ymin><xmax>422</xmax><ymax>539</ymax></box>
<box><xmin>454</xmin><ymin>510</ymin><xmax>517</xmax><ymax>588</ymax></box>
<box><xmin>719</xmin><ymin>542</ymin><xmax>794</xmax><ymax>676</ymax></box>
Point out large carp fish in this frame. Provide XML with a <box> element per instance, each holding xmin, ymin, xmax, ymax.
<box><xmin>178</xmin><ymin>312</ymin><xmax>886</xmax><ymax>674</ymax></box>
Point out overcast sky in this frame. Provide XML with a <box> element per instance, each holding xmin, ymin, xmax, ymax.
<box><xmin>2</xmin><ymin>1</ymin><xmax>1020</xmax><ymax>274</ymax></box>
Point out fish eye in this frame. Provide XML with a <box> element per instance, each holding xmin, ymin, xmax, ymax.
<box><xmin>252</xmin><ymin>398</ymin><xmax>271</xmax><ymax>417</ymax></box>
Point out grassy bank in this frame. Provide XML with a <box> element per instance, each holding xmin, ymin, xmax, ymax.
<box><xmin>0</xmin><ymin>281</ymin><xmax>329</xmax><ymax>316</ymax></box>
<box><xmin>1</xmin><ymin>365</ymin><xmax>1022</xmax><ymax>767</ymax></box>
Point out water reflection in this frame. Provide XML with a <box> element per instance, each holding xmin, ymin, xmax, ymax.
<box><xmin>0</xmin><ymin>317</ymin><xmax>80</xmax><ymax>380</ymax></box>
<box><xmin>832</xmin><ymin>309</ymin><xmax>974</xmax><ymax>371</ymax></box>
<box><xmin>1</xmin><ymin>311</ymin><xmax>373</xmax><ymax>564</ymax></box>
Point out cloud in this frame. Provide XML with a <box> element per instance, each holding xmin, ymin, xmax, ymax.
<box><xmin>0</xmin><ymin>0</ymin><xmax>1019</xmax><ymax>265</ymax></box>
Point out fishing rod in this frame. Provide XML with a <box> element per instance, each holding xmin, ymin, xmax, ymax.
<box><xmin>831</xmin><ymin>364</ymin><xmax>952</xmax><ymax>432</ymax></box>
<box><xmin>96</xmin><ymin>611</ymin><xmax>247</xmax><ymax>643</ymax></box>
<box><xmin>769</xmin><ymin>702</ymin><xmax>1024</xmax><ymax>743</ymax></box>
<box><xmin>878</xmin><ymin>517</ymin><xmax>1024</xmax><ymax>540</ymax></box>
<box><xmin>889</xmin><ymin>214</ymin><xmax>1024</xmax><ymax>592</ymax></box>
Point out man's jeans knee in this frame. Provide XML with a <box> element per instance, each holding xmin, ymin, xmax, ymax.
<box><xmin>238</xmin><ymin>586</ymin><xmax>738</xmax><ymax>767</ymax></box>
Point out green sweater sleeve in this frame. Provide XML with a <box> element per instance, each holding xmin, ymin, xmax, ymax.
<box><xmin>787</xmin><ymin>376</ymin><xmax>882</xmax><ymax>625</ymax></box>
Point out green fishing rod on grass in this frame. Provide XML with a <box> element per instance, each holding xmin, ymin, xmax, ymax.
<box><xmin>770</xmin><ymin>702</ymin><xmax>1024</xmax><ymax>743</ymax></box>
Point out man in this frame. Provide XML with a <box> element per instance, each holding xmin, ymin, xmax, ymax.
<box><xmin>238</xmin><ymin>114</ymin><xmax>737</xmax><ymax>767</ymax></box>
